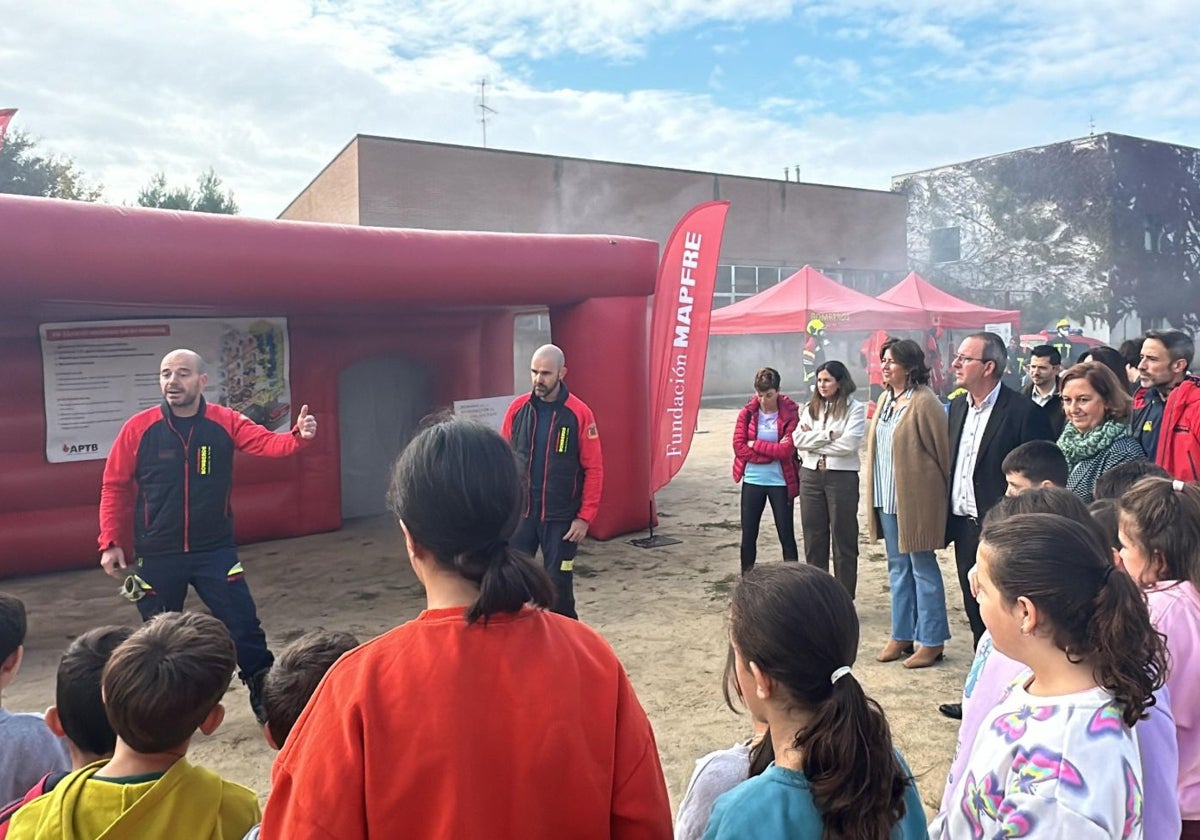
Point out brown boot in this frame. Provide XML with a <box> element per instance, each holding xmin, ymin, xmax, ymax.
<box><xmin>875</xmin><ymin>639</ymin><xmax>914</xmax><ymax>662</ymax></box>
<box><xmin>903</xmin><ymin>645</ymin><xmax>945</xmax><ymax>669</ymax></box>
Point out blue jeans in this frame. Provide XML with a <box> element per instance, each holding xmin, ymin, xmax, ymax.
<box><xmin>877</xmin><ymin>510</ymin><xmax>950</xmax><ymax>647</ymax></box>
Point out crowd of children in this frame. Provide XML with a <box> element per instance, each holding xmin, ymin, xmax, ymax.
<box><xmin>2</xmin><ymin>415</ymin><xmax>1199</xmax><ymax>839</ymax></box>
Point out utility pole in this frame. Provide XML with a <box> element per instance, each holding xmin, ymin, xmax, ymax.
<box><xmin>477</xmin><ymin>79</ymin><xmax>498</xmax><ymax>148</ymax></box>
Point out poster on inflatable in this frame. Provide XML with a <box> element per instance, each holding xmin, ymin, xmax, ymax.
<box><xmin>39</xmin><ymin>317</ymin><xmax>291</xmax><ymax>464</ymax></box>
<box><xmin>452</xmin><ymin>395</ymin><xmax>517</xmax><ymax>432</ymax></box>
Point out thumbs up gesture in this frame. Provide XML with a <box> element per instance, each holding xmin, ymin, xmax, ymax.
<box><xmin>297</xmin><ymin>404</ymin><xmax>318</xmax><ymax>440</ymax></box>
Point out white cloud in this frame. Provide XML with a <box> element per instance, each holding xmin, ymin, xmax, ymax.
<box><xmin>0</xmin><ymin>0</ymin><xmax>1198</xmax><ymax>219</ymax></box>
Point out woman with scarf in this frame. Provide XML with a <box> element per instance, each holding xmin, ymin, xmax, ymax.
<box><xmin>1058</xmin><ymin>361</ymin><xmax>1146</xmax><ymax>503</ymax></box>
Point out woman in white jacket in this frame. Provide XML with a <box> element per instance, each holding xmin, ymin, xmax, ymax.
<box><xmin>793</xmin><ymin>360</ymin><xmax>867</xmax><ymax>597</ymax></box>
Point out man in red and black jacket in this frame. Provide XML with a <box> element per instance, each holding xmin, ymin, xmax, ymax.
<box><xmin>501</xmin><ymin>344</ymin><xmax>603</xmax><ymax>620</ymax></box>
<box><xmin>1132</xmin><ymin>330</ymin><xmax>1200</xmax><ymax>481</ymax></box>
<box><xmin>97</xmin><ymin>349</ymin><xmax>317</xmax><ymax>722</ymax></box>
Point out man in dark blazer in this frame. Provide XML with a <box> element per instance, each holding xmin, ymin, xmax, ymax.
<box><xmin>1022</xmin><ymin>344</ymin><xmax>1065</xmax><ymax>439</ymax></box>
<box><xmin>940</xmin><ymin>332</ymin><xmax>1054</xmax><ymax>719</ymax></box>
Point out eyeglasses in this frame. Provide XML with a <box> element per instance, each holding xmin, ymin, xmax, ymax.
<box><xmin>953</xmin><ymin>354</ymin><xmax>985</xmax><ymax>365</ymax></box>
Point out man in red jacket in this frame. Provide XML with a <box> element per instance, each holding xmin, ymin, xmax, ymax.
<box><xmin>97</xmin><ymin>349</ymin><xmax>317</xmax><ymax>722</ymax></box>
<box><xmin>1132</xmin><ymin>330</ymin><xmax>1200</xmax><ymax>481</ymax></box>
<box><xmin>501</xmin><ymin>344</ymin><xmax>603</xmax><ymax>620</ymax></box>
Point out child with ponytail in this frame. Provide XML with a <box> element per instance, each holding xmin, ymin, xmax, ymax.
<box><xmin>262</xmin><ymin>419</ymin><xmax>672</xmax><ymax>839</ymax></box>
<box><xmin>703</xmin><ymin>563</ymin><xmax>926</xmax><ymax>839</ymax></box>
<box><xmin>1118</xmin><ymin>477</ymin><xmax>1200</xmax><ymax>838</ymax></box>
<box><xmin>934</xmin><ymin>513</ymin><xmax>1167</xmax><ymax>839</ymax></box>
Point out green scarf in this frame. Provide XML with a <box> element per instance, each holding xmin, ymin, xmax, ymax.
<box><xmin>1058</xmin><ymin>419</ymin><xmax>1128</xmax><ymax>466</ymax></box>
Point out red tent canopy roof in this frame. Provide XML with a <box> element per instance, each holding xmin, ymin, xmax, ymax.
<box><xmin>877</xmin><ymin>272</ymin><xmax>1020</xmax><ymax>329</ymax></box>
<box><xmin>710</xmin><ymin>265</ymin><xmax>928</xmax><ymax>334</ymax></box>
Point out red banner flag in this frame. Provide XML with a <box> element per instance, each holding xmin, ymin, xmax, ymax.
<box><xmin>0</xmin><ymin>108</ymin><xmax>16</xmax><ymax>154</ymax></box>
<box><xmin>648</xmin><ymin>200</ymin><xmax>730</xmax><ymax>494</ymax></box>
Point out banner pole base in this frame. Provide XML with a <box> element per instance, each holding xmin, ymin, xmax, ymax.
<box><xmin>628</xmin><ymin>534</ymin><xmax>683</xmax><ymax>549</ymax></box>
<box><xmin>628</xmin><ymin>496</ymin><xmax>682</xmax><ymax>548</ymax></box>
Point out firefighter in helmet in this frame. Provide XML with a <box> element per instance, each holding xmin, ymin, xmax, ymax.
<box><xmin>803</xmin><ymin>318</ymin><xmax>828</xmax><ymax>395</ymax></box>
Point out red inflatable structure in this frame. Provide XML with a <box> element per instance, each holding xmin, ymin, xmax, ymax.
<box><xmin>0</xmin><ymin>195</ymin><xmax>658</xmax><ymax>577</ymax></box>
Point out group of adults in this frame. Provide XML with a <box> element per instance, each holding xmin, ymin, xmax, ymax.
<box><xmin>732</xmin><ymin>327</ymin><xmax>1200</xmax><ymax>702</ymax></box>
<box><xmin>98</xmin><ymin>343</ymin><xmax>601</xmax><ymax>724</ymax></box>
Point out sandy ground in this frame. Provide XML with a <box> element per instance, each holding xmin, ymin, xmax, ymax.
<box><xmin>2</xmin><ymin>408</ymin><xmax>973</xmax><ymax>817</ymax></box>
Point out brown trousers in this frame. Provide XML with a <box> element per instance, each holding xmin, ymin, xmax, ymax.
<box><xmin>798</xmin><ymin>466</ymin><xmax>860</xmax><ymax>598</ymax></box>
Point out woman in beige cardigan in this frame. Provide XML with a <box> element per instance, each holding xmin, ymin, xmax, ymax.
<box><xmin>863</xmin><ymin>338</ymin><xmax>951</xmax><ymax>669</ymax></box>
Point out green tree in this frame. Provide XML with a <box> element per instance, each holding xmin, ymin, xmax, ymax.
<box><xmin>137</xmin><ymin>167</ymin><xmax>238</xmax><ymax>214</ymax></box>
<box><xmin>0</xmin><ymin>129</ymin><xmax>103</xmax><ymax>201</ymax></box>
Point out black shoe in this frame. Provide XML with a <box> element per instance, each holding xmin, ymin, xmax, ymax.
<box><xmin>938</xmin><ymin>702</ymin><xmax>962</xmax><ymax>720</ymax></box>
<box><xmin>243</xmin><ymin>668</ymin><xmax>271</xmax><ymax>725</ymax></box>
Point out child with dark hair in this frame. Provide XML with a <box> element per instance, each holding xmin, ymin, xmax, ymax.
<box><xmin>1118</xmin><ymin>477</ymin><xmax>1200</xmax><ymax>835</ymax></box>
<box><xmin>261</xmin><ymin>629</ymin><xmax>359</xmax><ymax>751</ymax></box>
<box><xmin>0</xmin><ymin>625</ymin><xmax>132</xmax><ymax>836</ymax></box>
<box><xmin>7</xmin><ymin>612</ymin><xmax>259</xmax><ymax>840</ymax></box>
<box><xmin>1002</xmin><ymin>440</ymin><xmax>1069</xmax><ymax>495</ymax></box>
<box><xmin>262</xmin><ymin>418</ymin><xmax>671</xmax><ymax>839</ymax></box>
<box><xmin>938</xmin><ymin>491</ymin><xmax>1182</xmax><ymax>838</ymax></box>
<box><xmin>674</xmin><ymin>647</ymin><xmax>773</xmax><ymax>840</ymax></box>
<box><xmin>241</xmin><ymin>630</ymin><xmax>360</xmax><ymax>840</ymax></box>
<box><xmin>0</xmin><ymin>592</ymin><xmax>70</xmax><ymax>805</ymax></box>
<box><xmin>703</xmin><ymin>564</ymin><xmax>926</xmax><ymax>839</ymax></box>
<box><xmin>1091</xmin><ymin>459</ymin><xmax>1170</xmax><ymax>501</ymax></box>
<box><xmin>933</xmin><ymin>513</ymin><xmax>1168</xmax><ymax>838</ymax></box>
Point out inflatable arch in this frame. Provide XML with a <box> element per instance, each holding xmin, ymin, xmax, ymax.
<box><xmin>0</xmin><ymin>195</ymin><xmax>657</xmax><ymax>577</ymax></box>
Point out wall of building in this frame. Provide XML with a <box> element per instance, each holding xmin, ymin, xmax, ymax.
<box><xmin>895</xmin><ymin>136</ymin><xmax>1117</xmax><ymax>337</ymax></box>
<box><xmin>283</xmin><ymin>135</ymin><xmax>910</xmax><ymax>397</ymax></box>
<box><xmin>1108</xmin><ymin>135</ymin><xmax>1200</xmax><ymax>333</ymax></box>
<box><xmin>278</xmin><ymin>141</ymin><xmax>360</xmax><ymax>225</ymax></box>
<box><xmin>896</xmin><ymin>132</ymin><xmax>1200</xmax><ymax>339</ymax></box>
<box><xmin>343</xmin><ymin>136</ymin><xmax>907</xmax><ymax>272</ymax></box>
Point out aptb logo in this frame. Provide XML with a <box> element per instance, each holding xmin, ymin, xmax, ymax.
<box><xmin>62</xmin><ymin>443</ymin><xmax>100</xmax><ymax>454</ymax></box>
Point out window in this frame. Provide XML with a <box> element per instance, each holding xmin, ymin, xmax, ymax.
<box><xmin>734</xmin><ymin>266</ymin><xmax>757</xmax><ymax>301</ymax></box>
<box><xmin>930</xmin><ymin>226</ymin><xmax>961</xmax><ymax>263</ymax></box>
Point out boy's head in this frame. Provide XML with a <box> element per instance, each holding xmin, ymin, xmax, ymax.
<box><xmin>262</xmin><ymin>629</ymin><xmax>359</xmax><ymax>749</ymax></box>
<box><xmin>1092</xmin><ymin>459</ymin><xmax>1170</xmax><ymax>501</ymax></box>
<box><xmin>46</xmin><ymin>626</ymin><xmax>134</xmax><ymax>762</ymax></box>
<box><xmin>0</xmin><ymin>592</ymin><xmax>27</xmax><ymax>691</ymax></box>
<box><xmin>1002</xmin><ymin>440</ymin><xmax>1068</xmax><ymax>496</ymax></box>
<box><xmin>103</xmin><ymin>612</ymin><xmax>236</xmax><ymax>754</ymax></box>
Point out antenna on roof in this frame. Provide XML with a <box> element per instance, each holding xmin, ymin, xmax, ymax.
<box><xmin>783</xmin><ymin>167</ymin><xmax>789</xmax><ymax>182</ymax></box>
<box><xmin>476</xmin><ymin>78</ymin><xmax>498</xmax><ymax>148</ymax></box>
<box><xmin>1088</xmin><ymin>114</ymin><xmax>1095</xmax><ymax>136</ymax></box>
<box><xmin>793</xmin><ymin>164</ymin><xmax>800</xmax><ymax>181</ymax></box>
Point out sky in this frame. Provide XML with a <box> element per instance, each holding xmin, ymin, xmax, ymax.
<box><xmin>3</xmin><ymin>0</ymin><xmax>1199</xmax><ymax>218</ymax></box>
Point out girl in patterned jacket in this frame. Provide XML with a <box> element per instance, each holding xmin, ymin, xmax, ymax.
<box><xmin>932</xmin><ymin>513</ymin><xmax>1167</xmax><ymax>839</ymax></box>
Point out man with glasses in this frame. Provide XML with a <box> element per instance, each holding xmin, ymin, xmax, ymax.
<box><xmin>940</xmin><ymin>332</ymin><xmax>1053</xmax><ymax>720</ymax></box>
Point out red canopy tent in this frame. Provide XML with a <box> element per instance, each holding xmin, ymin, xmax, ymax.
<box><xmin>877</xmin><ymin>272</ymin><xmax>1020</xmax><ymax>329</ymax></box>
<box><xmin>709</xmin><ymin>265</ymin><xmax>928</xmax><ymax>334</ymax></box>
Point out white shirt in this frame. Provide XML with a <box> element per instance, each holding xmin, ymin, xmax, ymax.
<box><xmin>1030</xmin><ymin>383</ymin><xmax>1058</xmax><ymax>407</ymax></box>
<box><xmin>951</xmin><ymin>380</ymin><xmax>1002</xmax><ymax>518</ymax></box>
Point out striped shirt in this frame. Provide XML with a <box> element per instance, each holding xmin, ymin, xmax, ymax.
<box><xmin>872</xmin><ymin>393</ymin><xmax>910</xmax><ymax>515</ymax></box>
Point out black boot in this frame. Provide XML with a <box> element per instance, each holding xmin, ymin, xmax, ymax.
<box><xmin>243</xmin><ymin>668</ymin><xmax>271</xmax><ymax>725</ymax></box>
